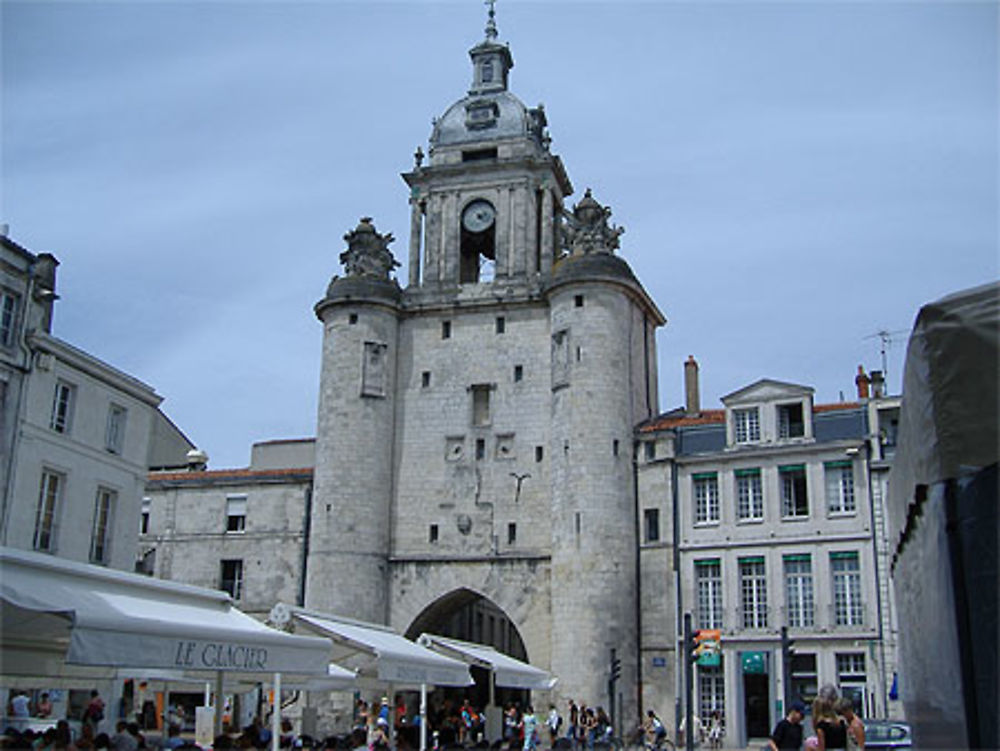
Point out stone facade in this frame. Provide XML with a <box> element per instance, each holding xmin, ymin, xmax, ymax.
<box><xmin>0</xmin><ymin>232</ymin><xmax>167</xmax><ymax>571</ymax></box>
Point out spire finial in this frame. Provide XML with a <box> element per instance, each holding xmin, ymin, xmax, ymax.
<box><xmin>484</xmin><ymin>0</ymin><xmax>498</xmax><ymax>40</ymax></box>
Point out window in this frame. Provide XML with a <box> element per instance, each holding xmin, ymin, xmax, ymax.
<box><xmin>780</xmin><ymin>465</ymin><xmax>809</xmax><ymax>518</ymax></box>
<box><xmin>535</xmin><ymin>446</ymin><xmax>544</xmax><ymax>462</ymax></box>
<box><xmin>696</xmin><ymin>560</ymin><xmax>723</xmax><ymax>629</ymax></box>
<box><xmin>693</xmin><ymin>473</ymin><xmax>719</xmax><ymax>524</ymax></box>
<box><xmin>441</xmin><ymin>320</ymin><xmax>451</xmax><ymax>339</ymax></box>
<box><xmin>698</xmin><ymin>665</ymin><xmax>725</xmax><ymax>726</ymax></box>
<box><xmin>105</xmin><ymin>404</ymin><xmax>127</xmax><ymax>454</ymax></box>
<box><xmin>34</xmin><ymin>470</ymin><xmax>63</xmax><ymax>552</ymax></box>
<box><xmin>140</xmin><ymin>497</ymin><xmax>151</xmax><ymax>535</ymax></box>
<box><xmin>644</xmin><ymin>508</ymin><xmax>660</xmax><ymax>543</ymax></box>
<box><xmin>784</xmin><ymin>555</ymin><xmax>814</xmax><ymax>628</ymax></box>
<box><xmin>790</xmin><ymin>654</ymin><xmax>818</xmax><ymax>705</ymax></box>
<box><xmin>226</xmin><ymin>495</ymin><xmax>247</xmax><ymax>532</ymax></box>
<box><xmin>220</xmin><ymin>559</ymin><xmax>244</xmax><ymax>600</ymax></box>
<box><xmin>475</xmin><ymin>438</ymin><xmax>486</xmax><ymax>460</ymax></box>
<box><xmin>472</xmin><ymin>384</ymin><xmax>491</xmax><ymax>426</ymax></box>
<box><xmin>739</xmin><ymin>557</ymin><xmax>768</xmax><ymax>629</ymax></box>
<box><xmin>90</xmin><ymin>487</ymin><xmax>116</xmax><ymax>564</ymax></box>
<box><xmin>49</xmin><ymin>380</ymin><xmax>76</xmax><ymax>434</ymax></box>
<box><xmin>733</xmin><ymin>407</ymin><xmax>760</xmax><ymax>443</ymax></box>
<box><xmin>825</xmin><ymin>461</ymin><xmax>856</xmax><ymax>514</ymax></box>
<box><xmin>1</xmin><ymin>289</ymin><xmax>19</xmax><ymax>346</ymax></box>
<box><xmin>422</xmin><ymin>371</ymin><xmax>431</xmax><ymax>388</ymax></box>
<box><xmin>348</xmin><ymin>313</ymin><xmax>358</xmax><ymax>325</ymax></box>
<box><xmin>778</xmin><ymin>403</ymin><xmax>805</xmax><ymax>438</ymax></box>
<box><xmin>836</xmin><ymin>653</ymin><xmax>866</xmax><ymax>680</ymax></box>
<box><xmin>429</xmin><ymin>524</ymin><xmax>439</xmax><ymax>543</ymax></box>
<box><xmin>645</xmin><ymin>441</ymin><xmax>656</xmax><ymax>461</ymax></box>
<box><xmin>832</xmin><ymin>552</ymin><xmax>863</xmax><ymax>626</ymax></box>
<box><xmin>361</xmin><ymin>341</ymin><xmax>388</xmax><ymax>397</ymax></box>
<box><xmin>507</xmin><ymin>522</ymin><xmax>517</xmax><ymax>545</ymax></box>
<box><xmin>736</xmin><ymin>468</ymin><xmax>763</xmax><ymax>521</ymax></box>
<box><xmin>513</xmin><ymin>364</ymin><xmax>523</xmax><ymax>382</ymax></box>
<box><xmin>612</xmin><ymin>439</ymin><xmax>620</xmax><ymax>457</ymax></box>
<box><xmin>496</xmin><ymin>316</ymin><xmax>505</xmax><ymax>334</ymax></box>
<box><xmin>574</xmin><ymin>295</ymin><xmax>584</xmax><ymax>308</ymax></box>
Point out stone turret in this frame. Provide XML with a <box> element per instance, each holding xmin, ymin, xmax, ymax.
<box><xmin>308</xmin><ymin>218</ymin><xmax>400</xmax><ymax>622</ymax></box>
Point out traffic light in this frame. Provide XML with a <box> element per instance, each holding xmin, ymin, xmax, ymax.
<box><xmin>781</xmin><ymin>626</ymin><xmax>796</xmax><ymax>711</ymax></box>
<box><xmin>610</xmin><ymin>654</ymin><xmax>622</xmax><ymax>681</ymax></box>
<box><xmin>781</xmin><ymin>626</ymin><xmax>795</xmax><ymax>663</ymax></box>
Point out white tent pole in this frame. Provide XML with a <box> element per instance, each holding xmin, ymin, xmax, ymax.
<box><xmin>419</xmin><ymin>683</ymin><xmax>427</xmax><ymax>751</ymax></box>
<box><xmin>204</xmin><ymin>682</ymin><xmax>211</xmax><ymax>706</ymax></box>
<box><xmin>271</xmin><ymin>673</ymin><xmax>281</xmax><ymax>751</ymax></box>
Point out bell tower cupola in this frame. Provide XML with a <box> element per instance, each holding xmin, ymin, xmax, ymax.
<box><xmin>402</xmin><ymin>1</ymin><xmax>573</xmax><ymax>293</ymax></box>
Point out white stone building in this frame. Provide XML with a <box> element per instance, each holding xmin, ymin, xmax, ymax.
<box><xmin>636</xmin><ymin>360</ymin><xmax>902</xmax><ymax>746</ymax></box>
<box><xmin>0</xmin><ymin>231</ymin><xmax>185</xmax><ymax>571</ymax></box>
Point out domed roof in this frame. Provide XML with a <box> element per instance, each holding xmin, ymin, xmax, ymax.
<box><xmin>431</xmin><ymin>90</ymin><xmax>533</xmax><ymax>148</ymax></box>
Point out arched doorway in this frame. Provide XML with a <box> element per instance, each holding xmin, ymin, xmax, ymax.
<box><xmin>404</xmin><ymin>589</ymin><xmax>533</xmax><ymax>744</ymax></box>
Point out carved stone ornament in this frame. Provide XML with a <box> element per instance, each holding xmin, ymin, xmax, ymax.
<box><xmin>560</xmin><ymin>188</ymin><xmax>625</xmax><ymax>256</ymax></box>
<box><xmin>339</xmin><ymin>217</ymin><xmax>400</xmax><ymax>280</ymax></box>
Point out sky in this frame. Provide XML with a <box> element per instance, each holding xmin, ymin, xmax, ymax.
<box><xmin>2</xmin><ymin>1</ymin><xmax>997</xmax><ymax>469</ymax></box>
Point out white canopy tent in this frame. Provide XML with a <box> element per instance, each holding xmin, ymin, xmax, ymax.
<box><xmin>269</xmin><ymin>604</ymin><xmax>474</xmax><ymax>751</ymax></box>
<box><xmin>417</xmin><ymin>634</ymin><xmax>556</xmax><ymax>691</ymax></box>
<box><xmin>0</xmin><ymin>547</ymin><xmax>336</xmax><ymax>742</ymax></box>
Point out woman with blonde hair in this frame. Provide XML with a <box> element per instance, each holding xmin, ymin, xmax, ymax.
<box><xmin>812</xmin><ymin>685</ymin><xmax>848</xmax><ymax>750</ymax></box>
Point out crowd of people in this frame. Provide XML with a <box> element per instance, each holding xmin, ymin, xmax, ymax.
<box><xmin>768</xmin><ymin>685</ymin><xmax>865</xmax><ymax>751</ymax></box>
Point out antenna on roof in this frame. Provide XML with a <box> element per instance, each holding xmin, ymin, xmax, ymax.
<box><xmin>863</xmin><ymin>328</ymin><xmax>908</xmax><ymax>385</ymax></box>
<box><xmin>484</xmin><ymin>0</ymin><xmax>498</xmax><ymax>40</ymax></box>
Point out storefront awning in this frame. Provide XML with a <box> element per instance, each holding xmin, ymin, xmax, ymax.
<box><xmin>269</xmin><ymin>604</ymin><xmax>472</xmax><ymax>687</ymax></box>
<box><xmin>417</xmin><ymin>634</ymin><xmax>557</xmax><ymax>690</ymax></box>
<box><xmin>0</xmin><ymin>547</ymin><xmax>332</xmax><ymax>676</ymax></box>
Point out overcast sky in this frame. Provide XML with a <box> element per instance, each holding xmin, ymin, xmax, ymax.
<box><xmin>3</xmin><ymin>1</ymin><xmax>997</xmax><ymax>469</ymax></box>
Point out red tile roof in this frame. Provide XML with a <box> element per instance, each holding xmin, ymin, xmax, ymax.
<box><xmin>640</xmin><ymin>401</ymin><xmax>862</xmax><ymax>433</ymax></box>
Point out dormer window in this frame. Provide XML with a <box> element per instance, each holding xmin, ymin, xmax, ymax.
<box><xmin>778</xmin><ymin>403</ymin><xmax>805</xmax><ymax>438</ymax></box>
<box><xmin>734</xmin><ymin>407</ymin><xmax>760</xmax><ymax>444</ymax></box>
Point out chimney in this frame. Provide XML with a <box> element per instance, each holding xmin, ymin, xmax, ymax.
<box><xmin>684</xmin><ymin>355</ymin><xmax>700</xmax><ymax>416</ymax></box>
<box><xmin>185</xmin><ymin>449</ymin><xmax>209</xmax><ymax>471</ymax></box>
<box><xmin>855</xmin><ymin>365</ymin><xmax>871</xmax><ymax>400</ymax></box>
<box><xmin>870</xmin><ymin>370</ymin><xmax>885</xmax><ymax>399</ymax></box>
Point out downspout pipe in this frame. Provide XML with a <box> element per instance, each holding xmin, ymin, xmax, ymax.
<box><xmin>633</xmin><ymin>441</ymin><xmax>643</xmax><ymax>723</ymax></box>
<box><xmin>672</xmin><ymin>431</ymin><xmax>682</xmax><ymax>739</ymax></box>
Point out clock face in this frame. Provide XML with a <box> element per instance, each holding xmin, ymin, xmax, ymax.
<box><xmin>462</xmin><ymin>200</ymin><xmax>496</xmax><ymax>233</ymax></box>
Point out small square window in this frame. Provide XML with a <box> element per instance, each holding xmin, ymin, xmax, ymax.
<box><xmin>422</xmin><ymin>371</ymin><xmax>431</xmax><ymax>388</ymax></box>
<box><xmin>348</xmin><ymin>313</ymin><xmax>358</xmax><ymax>325</ymax></box>
<box><xmin>507</xmin><ymin>523</ymin><xmax>517</xmax><ymax>545</ymax></box>
<box><xmin>645</xmin><ymin>442</ymin><xmax>656</xmax><ymax>460</ymax></box>
<box><xmin>105</xmin><ymin>404</ymin><xmax>127</xmax><ymax>455</ymax></box>
<box><xmin>496</xmin><ymin>316</ymin><xmax>506</xmax><ymax>334</ymax></box>
<box><xmin>535</xmin><ymin>446</ymin><xmax>544</xmax><ymax>462</ymax></box>
<box><xmin>226</xmin><ymin>495</ymin><xmax>247</xmax><ymax>533</ymax></box>
<box><xmin>442</xmin><ymin>320</ymin><xmax>452</xmax><ymax>339</ymax></box>
<box><xmin>514</xmin><ymin>364</ymin><xmax>523</xmax><ymax>382</ymax></box>
<box><xmin>574</xmin><ymin>295</ymin><xmax>584</xmax><ymax>308</ymax></box>
<box><xmin>613</xmin><ymin>439</ymin><xmax>620</xmax><ymax>457</ymax></box>
<box><xmin>778</xmin><ymin>403</ymin><xmax>805</xmax><ymax>438</ymax></box>
<box><xmin>475</xmin><ymin>438</ymin><xmax>486</xmax><ymax>460</ymax></box>
<box><xmin>472</xmin><ymin>384</ymin><xmax>491</xmax><ymax>426</ymax></box>
<box><xmin>429</xmin><ymin>524</ymin><xmax>439</xmax><ymax>543</ymax></box>
<box><xmin>220</xmin><ymin>559</ymin><xmax>244</xmax><ymax>600</ymax></box>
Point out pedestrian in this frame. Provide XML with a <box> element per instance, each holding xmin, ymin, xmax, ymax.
<box><xmin>546</xmin><ymin>705</ymin><xmax>561</xmax><ymax>746</ymax></box>
<box><xmin>84</xmin><ymin>691</ymin><xmax>106</xmax><ymax>732</ymax></box>
<box><xmin>9</xmin><ymin>690</ymin><xmax>31</xmax><ymax>731</ymax></box>
<box><xmin>643</xmin><ymin>710</ymin><xmax>666</xmax><ymax>749</ymax></box>
<box><xmin>812</xmin><ymin>688</ymin><xmax>848</xmax><ymax>751</ymax></box>
<box><xmin>767</xmin><ymin>701</ymin><xmax>806</xmax><ymax>751</ymax></box>
<box><xmin>37</xmin><ymin>693</ymin><xmax>54</xmax><ymax>719</ymax></box>
<box><xmin>566</xmin><ymin>701</ymin><xmax>578</xmax><ymax>746</ymax></box>
<box><xmin>706</xmin><ymin>711</ymin><xmax>723</xmax><ymax>750</ymax></box>
<box><xmin>835</xmin><ymin>698</ymin><xmax>864</xmax><ymax>751</ymax></box>
<box><xmin>521</xmin><ymin>706</ymin><xmax>538</xmax><ymax>751</ymax></box>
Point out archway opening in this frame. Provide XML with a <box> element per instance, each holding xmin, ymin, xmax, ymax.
<box><xmin>403</xmin><ymin>589</ymin><xmax>532</xmax><ymax>744</ymax></box>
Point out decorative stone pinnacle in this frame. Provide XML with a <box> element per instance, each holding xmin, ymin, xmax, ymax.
<box><xmin>340</xmin><ymin>217</ymin><xmax>400</xmax><ymax>280</ymax></box>
<box><xmin>484</xmin><ymin>0</ymin><xmax>498</xmax><ymax>40</ymax></box>
<box><xmin>560</xmin><ymin>188</ymin><xmax>625</xmax><ymax>256</ymax></box>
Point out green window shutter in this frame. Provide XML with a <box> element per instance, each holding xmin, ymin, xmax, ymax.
<box><xmin>783</xmin><ymin>553</ymin><xmax>811</xmax><ymax>563</ymax></box>
<box><xmin>734</xmin><ymin>468</ymin><xmax>761</xmax><ymax>477</ymax></box>
<box><xmin>694</xmin><ymin>558</ymin><xmax>721</xmax><ymax>567</ymax></box>
<box><xmin>779</xmin><ymin>464</ymin><xmax>806</xmax><ymax>473</ymax></box>
<box><xmin>692</xmin><ymin>472</ymin><xmax>718</xmax><ymax>480</ymax></box>
<box><xmin>824</xmin><ymin>460</ymin><xmax>853</xmax><ymax>469</ymax></box>
<box><xmin>739</xmin><ymin>556</ymin><xmax>765</xmax><ymax>564</ymax></box>
<box><xmin>830</xmin><ymin>551</ymin><xmax>859</xmax><ymax>561</ymax></box>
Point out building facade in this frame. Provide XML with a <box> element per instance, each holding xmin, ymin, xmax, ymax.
<box><xmin>1</xmin><ymin>232</ymin><xmax>171</xmax><ymax>571</ymax></box>
<box><xmin>636</xmin><ymin>362</ymin><xmax>902</xmax><ymax>746</ymax></box>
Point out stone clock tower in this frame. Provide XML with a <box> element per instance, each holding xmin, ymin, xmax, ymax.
<box><xmin>307</xmin><ymin>8</ymin><xmax>665</xmax><ymax>722</ymax></box>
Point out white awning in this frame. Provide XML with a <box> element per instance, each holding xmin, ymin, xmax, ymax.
<box><xmin>271</xmin><ymin>604</ymin><xmax>472</xmax><ymax>687</ymax></box>
<box><xmin>0</xmin><ymin>547</ymin><xmax>332</xmax><ymax>675</ymax></box>
<box><xmin>418</xmin><ymin>634</ymin><xmax>557</xmax><ymax>690</ymax></box>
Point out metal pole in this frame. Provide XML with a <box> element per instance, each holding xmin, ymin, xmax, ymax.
<box><xmin>271</xmin><ymin>673</ymin><xmax>281</xmax><ymax>751</ymax></box>
<box><xmin>419</xmin><ymin>683</ymin><xmax>427</xmax><ymax>751</ymax></box>
<box><xmin>214</xmin><ymin>672</ymin><xmax>224</xmax><ymax>737</ymax></box>
<box><xmin>683</xmin><ymin>613</ymin><xmax>693</xmax><ymax>751</ymax></box>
